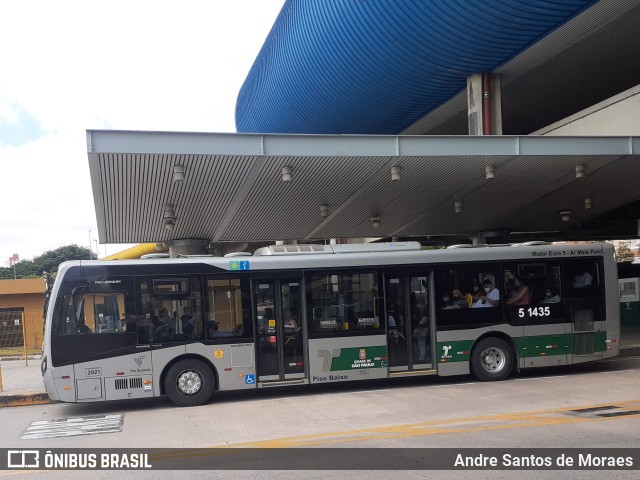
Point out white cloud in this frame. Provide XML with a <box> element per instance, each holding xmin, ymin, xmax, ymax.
<box><xmin>0</xmin><ymin>0</ymin><xmax>284</xmax><ymax>260</ymax></box>
<box><xmin>0</xmin><ymin>103</ymin><xmax>19</xmax><ymax>124</ymax></box>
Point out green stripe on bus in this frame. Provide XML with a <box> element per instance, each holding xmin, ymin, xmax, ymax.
<box><xmin>438</xmin><ymin>332</ymin><xmax>607</xmax><ymax>363</ymax></box>
<box><xmin>565</xmin><ymin>330</ymin><xmax>607</xmax><ymax>354</ymax></box>
<box><xmin>436</xmin><ymin>341</ymin><xmax>475</xmax><ymax>363</ymax></box>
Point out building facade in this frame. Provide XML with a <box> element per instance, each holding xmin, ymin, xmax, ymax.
<box><xmin>0</xmin><ymin>279</ymin><xmax>45</xmax><ymax>351</ymax></box>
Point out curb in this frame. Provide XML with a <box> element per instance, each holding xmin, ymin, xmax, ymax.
<box><xmin>0</xmin><ymin>349</ymin><xmax>637</xmax><ymax>408</ymax></box>
<box><xmin>0</xmin><ymin>393</ymin><xmax>51</xmax><ymax>408</ymax></box>
<box><xmin>619</xmin><ymin>346</ymin><xmax>640</xmax><ymax>358</ymax></box>
<box><xmin>0</xmin><ymin>356</ymin><xmax>42</xmax><ymax>361</ymax></box>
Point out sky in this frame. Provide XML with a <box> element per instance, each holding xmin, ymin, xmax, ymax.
<box><xmin>0</xmin><ymin>0</ymin><xmax>285</xmax><ymax>264</ymax></box>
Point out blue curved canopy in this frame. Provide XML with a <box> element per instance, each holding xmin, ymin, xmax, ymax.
<box><xmin>236</xmin><ymin>0</ymin><xmax>596</xmax><ymax>134</ymax></box>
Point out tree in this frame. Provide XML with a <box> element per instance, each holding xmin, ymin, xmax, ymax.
<box><xmin>0</xmin><ymin>245</ymin><xmax>92</xmax><ymax>279</ymax></box>
<box><xmin>615</xmin><ymin>242</ymin><xmax>635</xmax><ymax>263</ymax></box>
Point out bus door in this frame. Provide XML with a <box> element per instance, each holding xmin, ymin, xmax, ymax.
<box><xmin>385</xmin><ymin>273</ymin><xmax>434</xmax><ymax>371</ymax></box>
<box><xmin>563</xmin><ymin>259</ymin><xmax>605</xmax><ymax>363</ymax></box>
<box><xmin>253</xmin><ymin>279</ymin><xmax>305</xmax><ymax>382</ymax></box>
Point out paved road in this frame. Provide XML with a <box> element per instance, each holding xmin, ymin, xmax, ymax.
<box><xmin>0</xmin><ymin>356</ymin><xmax>639</xmax><ymax>479</ymax></box>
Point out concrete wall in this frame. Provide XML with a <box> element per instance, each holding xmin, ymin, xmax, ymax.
<box><xmin>535</xmin><ymin>84</ymin><xmax>640</xmax><ymax>136</ymax></box>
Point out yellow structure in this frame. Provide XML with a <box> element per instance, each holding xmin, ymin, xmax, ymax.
<box><xmin>0</xmin><ymin>278</ymin><xmax>44</xmax><ymax>350</ymax></box>
<box><xmin>101</xmin><ymin>243</ymin><xmax>167</xmax><ymax>260</ymax></box>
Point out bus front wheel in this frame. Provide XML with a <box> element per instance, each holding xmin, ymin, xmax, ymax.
<box><xmin>165</xmin><ymin>359</ymin><xmax>215</xmax><ymax>407</ymax></box>
<box><xmin>471</xmin><ymin>337</ymin><xmax>513</xmax><ymax>381</ymax></box>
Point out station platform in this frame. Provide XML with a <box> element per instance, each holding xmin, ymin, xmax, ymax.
<box><xmin>1</xmin><ymin>330</ymin><xmax>639</xmax><ymax>407</ymax></box>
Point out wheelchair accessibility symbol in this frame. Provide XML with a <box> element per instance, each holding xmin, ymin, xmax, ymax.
<box><xmin>245</xmin><ymin>374</ymin><xmax>256</xmax><ymax>384</ymax></box>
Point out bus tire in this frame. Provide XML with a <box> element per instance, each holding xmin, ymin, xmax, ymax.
<box><xmin>164</xmin><ymin>359</ymin><xmax>215</xmax><ymax>407</ymax></box>
<box><xmin>471</xmin><ymin>337</ymin><xmax>513</xmax><ymax>381</ymax></box>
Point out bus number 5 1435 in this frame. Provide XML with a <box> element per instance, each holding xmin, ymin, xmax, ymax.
<box><xmin>519</xmin><ymin>307</ymin><xmax>551</xmax><ymax>318</ymax></box>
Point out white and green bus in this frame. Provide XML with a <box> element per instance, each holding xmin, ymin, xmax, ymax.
<box><xmin>41</xmin><ymin>241</ymin><xmax>620</xmax><ymax>407</ymax></box>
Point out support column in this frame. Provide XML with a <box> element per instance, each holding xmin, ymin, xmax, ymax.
<box><xmin>168</xmin><ymin>239</ymin><xmax>209</xmax><ymax>257</ymax></box>
<box><xmin>472</xmin><ymin>230</ymin><xmax>508</xmax><ymax>245</ymax></box>
<box><xmin>208</xmin><ymin>242</ymin><xmax>253</xmax><ymax>257</ymax></box>
<box><xmin>471</xmin><ymin>235</ymin><xmax>486</xmax><ymax>246</ymax></box>
<box><xmin>467</xmin><ymin>73</ymin><xmax>502</xmax><ymax>135</ymax></box>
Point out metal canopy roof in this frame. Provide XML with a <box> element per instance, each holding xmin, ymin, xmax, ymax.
<box><xmin>235</xmin><ymin>0</ymin><xmax>597</xmax><ymax>134</ymax></box>
<box><xmin>87</xmin><ymin>131</ymin><xmax>640</xmax><ymax>245</ymax></box>
<box><xmin>403</xmin><ymin>0</ymin><xmax>640</xmax><ymax>135</ymax></box>
<box><xmin>236</xmin><ymin>1</ymin><xmax>640</xmax><ymax>137</ymax></box>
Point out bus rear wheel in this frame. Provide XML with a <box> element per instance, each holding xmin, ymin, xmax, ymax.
<box><xmin>165</xmin><ymin>359</ymin><xmax>215</xmax><ymax>407</ymax></box>
<box><xmin>471</xmin><ymin>337</ymin><xmax>513</xmax><ymax>381</ymax></box>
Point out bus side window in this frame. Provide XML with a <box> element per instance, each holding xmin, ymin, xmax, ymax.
<box><xmin>501</xmin><ymin>262</ymin><xmax>563</xmax><ymax>323</ymax></box>
<box><xmin>435</xmin><ymin>265</ymin><xmax>501</xmax><ymax>330</ymax></box>
<box><xmin>92</xmin><ymin>293</ymin><xmax>126</xmax><ymax>333</ymax></box>
<box><xmin>306</xmin><ymin>271</ymin><xmax>382</xmax><ymax>335</ymax></box>
<box><xmin>54</xmin><ymin>294</ymin><xmax>76</xmax><ymax>335</ymax></box>
<box><xmin>206</xmin><ymin>277</ymin><xmax>251</xmax><ymax>339</ymax></box>
<box><xmin>54</xmin><ymin>289</ymin><xmax>134</xmax><ymax>336</ymax></box>
<box><xmin>563</xmin><ymin>259</ymin><xmax>602</xmax><ymax>298</ymax></box>
<box><xmin>502</xmin><ymin>262</ymin><xmax>562</xmax><ymax>307</ymax></box>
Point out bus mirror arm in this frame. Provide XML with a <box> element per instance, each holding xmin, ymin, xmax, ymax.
<box><xmin>73</xmin><ymin>297</ymin><xmax>85</xmax><ymax>330</ymax></box>
<box><xmin>75</xmin><ymin>298</ymin><xmax>84</xmax><ymax>321</ymax></box>
<box><xmin>71</xmin><ymin>285</ymin><xmax>89</xmax><ymax>331</ymax></box>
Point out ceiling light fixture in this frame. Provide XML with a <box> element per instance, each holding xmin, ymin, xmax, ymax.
<box><xmin>454</xmin><ymin>201</ymin><xmax>463</xmax><ymax>214</ymax></box>
<box><xmin>560</xmin><ymin>210</ymin><xmax>572</xmax><ymax>222</ymax></box>
<box><xmin>282</xmin><ymin>166</ymin><xmax>292</xmax><ymax>182</ymax></box>
<box><xmin>164</xmin><ymin>205</ymin><xmax>175</xmax><ymax>220</ymax></box>
<box><xmin>164</xmin><ymin>204</ymin><xmax>176</xmax><ymax>230</ymax></box>
<box><xmin>173</xmin><ymin>165</ymin><xmax>185</xmax><ymax>182</ymax></box>
<box><xmin>320</xmin><ymin>204</ymin><xmax>329</xmax><ymax>218</ymax></box>
<box><xmin>485</xmin><ymin>165</ymin><xmax>495</xmax><ymax>180</ymax></box>
<box><xmin>391</xmin><ymin>166</ymin><xmax>401</xmax><ymax>181</ymax></box>
<box><xmin>575</xmin><ymin>164</ymin><xmax>585</xmax><ymax>179</ymax></box>
<box><xmin>371</xmin><ymin>217</ymin><xmax>381</xmax><ymax>228</ymax></box>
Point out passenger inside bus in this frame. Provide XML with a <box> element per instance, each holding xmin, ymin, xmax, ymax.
<box><xmin>572</xmin><ymin>271</ymin><xmax>593</xmax><ymax>288</ymax></box>
<box><xmin>542</xmin><ymin>288</ymin><xmax>561</xmax><ymax>303</ymax></box>
<box><xmin>159</xmin><ymin>308</ymin><xmax>172</xmax><ymax>324</ymax></box>
<box><xmin>76</xmin><ymin>322</ymin><xmax>92</xmax><ymax>334</ymax></box>
<box><xmin>151</xmin><ymin>314</ymin><xmax>171</xmax><ymax>340</ymax></box>
<box><xmin>412</xmin><ymin>302</ymin><xmax>430</xmax><ymax>362</ymax></box>
<box><xmin>471</xmin><ymin>279</ymin><xmax>484</xmax><ymax>303</ymax></box>
<box><xmin>443</xmin><ymin>288</ymin><xmax>469</xmax><ymax>309</ymax></box>
<box><xmin>506</xmin><ymin>278</ymin><xmax>531</xmax><ymax>305</ymax></box>
<box><xmin>180</xmin><ymin>307</ymin><xmax>195</xmax><ymax>335</ymax></box>
<box><xmin>472</xmin><ymin>279</ymin><xmax>500</xmax><ymax>308</ymax></box>
<box><xmin>207</xmin><ymin>319</ymin><xmax>219</xmax><ymax>337</ymax></box>
<box><xmin>388</xmin><ymin>312</ymin><xmax>399</xmax><ymax>343</ymax></box>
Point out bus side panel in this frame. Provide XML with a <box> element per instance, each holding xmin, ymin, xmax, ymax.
<box><xmin>72</xmin><ymin>354</ymin><xmax>156</xmax><ymax>402</ymax></box>
<box><xmin>308</xmin><ymin>335</ymin><xmax>387</xmax><ymax>384</ymax></box>
<box><xmin>151</xmin><ymin>345</ymin><xmax>186</xmax><ymax>396</ymax></box>
<box><xmin>518</xmin><ymin>323</ymin><xmax>568</xmax><ymax>368</ymax></box>
<box><xmin>45</xmin><ymin>365</ymin><xmax>75</xmax><ymax>402</ymax></box>
<box><xmin>436</xmin><ymin>327</ymin><xmax>492</xmax><ymax>376</ymax></box>
<box><xmin>186</xmin><ymin>342</ymin><xmax>257</xmax><ymax>391</ymax></box>
<box><xmin>604</xmin><ymin>253</ymin><xmax>621</xmax><ymax>358</ymax></box>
